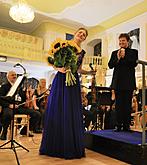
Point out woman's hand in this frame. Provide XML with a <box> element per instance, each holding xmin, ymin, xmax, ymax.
<box><xmin>57</xmin><ymin>67</ymin><xmax>66</xmax><ymax>73</ymax></box>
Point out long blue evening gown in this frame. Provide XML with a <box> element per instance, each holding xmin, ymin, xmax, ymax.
<box><xmin>39</xmin><ymin>50</ymin><xmax>86</xmax><ymax>159</ymax></box>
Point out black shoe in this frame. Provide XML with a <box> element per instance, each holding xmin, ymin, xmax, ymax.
<box><xmin>20</xmin><ymin>126</ymin><xmax>33</xmax><ymax>136</ymax></box>
<box><xmin>28</xmin><ymin>132</ymin><xmax>34</xmax><ymax>137</ymax></box>
<box><xmin>20</xmin><ymin>126</ymin><xmax>27</xmax><ymax>135</ymax></box>
<box><xmin>0</xmin><ymin>133</ymin><xmax>7</xmax><ymax>140</ymax></box>
<box><xmin>20</xmin><ymin>130</ymin><xmax>34</xmax><ymax>137</ymax></box>
<box><xmin>113</xmin><ymin>127</ymin><xmax>121</xmax><ymax>132</ymax></box>
<box><xmin>33</xmin><ymin>129</ymin><xmax>42</xmax><ymax>134</ymax></box>
<box><xmin>0</xmin><ymin>129</ymin><xmax>7</xmax><ymax>140</ymax></box>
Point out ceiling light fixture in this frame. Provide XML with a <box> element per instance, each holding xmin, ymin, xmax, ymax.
<box><xmin>9</xmin><ymin>0</ymin><xmax>35</xmax><ymax>23</ymax></box>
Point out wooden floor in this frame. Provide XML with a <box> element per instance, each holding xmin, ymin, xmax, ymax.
<box><xmin>0</xmin><ymin>133</ymin><xmax>129</xmax><ymax>165</ymax></box>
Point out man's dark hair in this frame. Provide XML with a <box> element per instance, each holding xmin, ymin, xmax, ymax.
<box><xmin>119</xmin><ymin>33</ymin><xmax>130</xmax><ymax>41</ymax></box>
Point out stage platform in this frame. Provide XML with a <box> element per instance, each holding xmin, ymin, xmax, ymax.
<box><xmin>84</xmin><ymin>130</ymin><xmax>147</xmax><ymax>165</ymax></box>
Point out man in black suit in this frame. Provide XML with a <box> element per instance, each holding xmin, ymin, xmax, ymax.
<box><xmin>0</xmin><ymin>70</ymin><xmax>41</xmax><ymax>140</ymax></box>
<box><xmin>108</xmin><ymin>33</ymin><xmax>138</xmax><ymax>131</ymax></box>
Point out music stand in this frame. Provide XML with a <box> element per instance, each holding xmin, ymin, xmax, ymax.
<box><xmin>90</xmin><ymin>91</ymin><xmax>112</xmax><ymax>131</ymax></box>
<box><xmin>0</xmin><ymin>75</ymin><xmax>29</xmax><ymax>165</ymax></box>
<box><xmin>96</xmin><ymin>92</ymin><xmax>112</xmax><ymax>106</ymax></box>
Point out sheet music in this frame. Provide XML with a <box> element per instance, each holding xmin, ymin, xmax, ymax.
<box><xmin>7</xmin><ymin>75</ymin><xmax>24</xmax><ymax>97</ymax></box>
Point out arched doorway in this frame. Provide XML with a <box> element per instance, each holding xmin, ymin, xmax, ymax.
<box><xmin>87</xmin><ymin>39</ymin><xmax>102</xmax><ymax>56</ymax></box>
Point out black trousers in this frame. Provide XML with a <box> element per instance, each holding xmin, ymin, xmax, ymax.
<box><xmin>83</xmin><ymin>108</ymin><xmax>94</xmax><ymax>128</ymax></box>
<box><xmin>115</xmin><ymin>90</ymin><xmax>133</xmax><ymax>128</ymax></box>
<box><xmin>36</xmin><ymin>107</ymin><xmax>45</xmax><ymax>129</ymax></box>
<box><xmin>1</xmin><ymin>106</ymin><xmax>41</xmax><ymax>134</ymax></box>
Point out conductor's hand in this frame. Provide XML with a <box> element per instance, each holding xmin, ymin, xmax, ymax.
<box><xmin>117</xmin><ymin>49</ymin><xmax>121</xmax><ymax>60</ymax></box>
<box><xmin>117</xmin><ymin>48</ymin><xmax>125</xmax><ymax>60</ymax></box>
<box><xmin>120</xmin><ymin>48</ymin><xmax>125</xmax><ymax>58</ymax></box>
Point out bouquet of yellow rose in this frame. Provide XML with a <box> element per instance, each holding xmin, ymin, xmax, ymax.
<box><xmin>47</xmin><ymin>38</ymin><xmax>80</xmax><ymax>86</ymax></box>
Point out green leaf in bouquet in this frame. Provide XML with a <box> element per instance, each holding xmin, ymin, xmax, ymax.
<box><xmin>54</xmin><ymin>51</ymin><xmax>66</xmax><ymax>67</ymax></box>
<box><xmin>54</xmin><ymin>61</ymin><xmax>63</xmax><ymax>67</ymax></box>
<box><xmin>48</xmin><ymin>56</ymin><xmax>54</xmax><ymax>65</ymax></box>
<box><xmin>71</xmin><ymin>64</ymin><xmax>78</xmax><ymax>73</ymax></box>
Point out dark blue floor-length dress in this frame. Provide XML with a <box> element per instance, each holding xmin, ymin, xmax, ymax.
<box><xmin>39</xmin><ymin>50</ymin><xmax>85</xmax><ymax>159</ymax></box>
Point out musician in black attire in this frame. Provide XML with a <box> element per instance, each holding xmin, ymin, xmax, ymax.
<box><xmin>81</xmin><ymin>89</ymin><xmax>95</xmax><ymax>130</ymax></box>
<box><xmin>0</xmin><ymin>70</ymin><xmax>41</xmax><ymax>140</ymax></box>
<box><xmin>33</xmin><ymin>79</ymin><xmax>49</xmax><ymax>131</ymax></box>
<box><xmin>108</xmin><ymin>33</ymin><xmax>138</xmax><ymax>132</ymax></box>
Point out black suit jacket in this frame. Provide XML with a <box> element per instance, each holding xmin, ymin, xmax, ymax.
<box><xmin>0</xmin><ymin>81</ymin><xmax>26</xmax><ymax>108</ymax></box>
<box><xmin>0</xmin><ymin>82</ymin><xmax>12</xmax><ymax>108</ymax></box>
<box><xmin>108</xmin><ymin>47</ymin><xmax>138</xmax><ymax>90</ymax></box>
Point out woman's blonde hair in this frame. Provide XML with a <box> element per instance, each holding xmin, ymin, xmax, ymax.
<box><xmin>37</xmin><ymin>78</ymin><xmax>46</xmax><ymax>95</ymax></box>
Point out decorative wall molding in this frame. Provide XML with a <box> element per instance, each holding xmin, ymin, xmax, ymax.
<box><xmin>0</xmin><ymin>28</ymin><xmax>47</xmax><ymax>62</ymax></box>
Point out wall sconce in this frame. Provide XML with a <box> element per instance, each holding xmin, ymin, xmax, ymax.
<box><xmin>0</xmin><ymin>56</ymin><xmax>7</xmax><ymax>62</ymax></box>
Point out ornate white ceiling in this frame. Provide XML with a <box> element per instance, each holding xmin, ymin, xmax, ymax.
<box><xmin>0</xmin><ymin>0</ymin><xmax>144</xmax><ymax>33</ymax></box>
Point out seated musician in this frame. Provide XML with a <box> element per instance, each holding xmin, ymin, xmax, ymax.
<box><xmin>86</xmin><ymin>92</ymin><xmax>100</xmax><ymax>125</ymax></box>
<box><xmin>103</xmin><ymin>104</ymin><xmax>117</xmax><ymax>129</ymax></box>
<box><xmin>0</xmin><ymin>70</ymin><xmax>41</xmax><ymax>140</ymax></box>
<box><xmin>16</xmin><ymin>84</ymin><xmax>35</xmax><ymax>128</ymax></box>
<box><xmin>33</xmin><ymin>78</ymin><xmax>50</xmax><ymax>131</ymax></box>
<box><xmin>135</xmin><ymin>94</ymin><xmax>147</xmax><ymax>128</ymax></box>
<box><xmin>104</xmin><ymin>90</ymin><xmax>116</xmax><ymax>129</ymax></box>
<box><xmin>81</xmin><ymin>89</ymin><xmax>94</xmax><ymax>130</ymax></box>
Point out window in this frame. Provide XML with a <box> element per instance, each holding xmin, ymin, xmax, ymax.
<box><xmin>66</xmin><ymin>33</ymin><xmax>73</xmax><ymax>40</ymax></box>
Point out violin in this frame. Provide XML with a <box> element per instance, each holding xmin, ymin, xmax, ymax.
<box><xmin>89</xmin><ymin>63</ymin><xmax>97</xmax><ymax>104</ymax></box>
<box><xmin>25</xmin><ymin>86</ymin><xmax>34</xmax><ymax>109</ymax></box>
<box><xmin>40</xmin><ymin>90</ymin><xmax>49</xmax><ymax>108</ymax></box>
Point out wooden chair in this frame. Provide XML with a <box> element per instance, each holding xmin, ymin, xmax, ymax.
<box><xmin>139</xmin><ymin>105</ymin><xmax>147</xmax><ymax>129</ymax></box>
<box><xmin>131</xmin><ymin>95</ymin><xmax>141</xmax><ymax>129</ymax></box>
<box><xmin>131</xmin><ymin>112</ymin><xmax>141</xmax><ymax>129</ymax></box>
<box><xmin>10</xmin><ymin>114</ymin><xmax>30</xmax><ymax>137</ymax></box>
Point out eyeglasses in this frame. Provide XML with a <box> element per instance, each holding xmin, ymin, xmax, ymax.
<box><xmin>10</xmin><ymin>74</ymin><xmax>17</xmax><ymax>76</ymax></box>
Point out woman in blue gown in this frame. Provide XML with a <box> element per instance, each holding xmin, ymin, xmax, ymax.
<box><xmin>39</xmin><ymin>28</ymin><xmax>95</xmax><ymax>159</ymax></box>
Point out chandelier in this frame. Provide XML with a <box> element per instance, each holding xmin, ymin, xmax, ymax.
<box><xmin>9</xmin><ymin>0</ymin><xmax>35</xmax><ymax>23</ymax></box>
